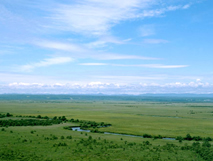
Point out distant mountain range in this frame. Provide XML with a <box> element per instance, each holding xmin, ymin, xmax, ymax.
<box><xmin>0</xmin><ymin>94</ymin><xmax>213</xmax><ymax>103</ymax></box>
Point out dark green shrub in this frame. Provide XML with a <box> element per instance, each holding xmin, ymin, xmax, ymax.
<box><xmin>143</xmin><ymin>134</ymin><xmax>152</xmax><ymax>138</ymax></box>
<box><xmin>193</xmin><ymin>136</ymin><xmax>202</xmax><ymax>141</ymax></box>
<box><xmin>6</xmin><ymin>113</ymin><xmax>13</xmax><ymax>117</ymax></box>
<box><xmin>66</xmin><ymin>136</ymin><xmax>72</xmax><ymax>139</ymax></box>
<box><xmin>184</xmin><ymin>134</ymin><xmax>193</xmax><ymax>141</ymax></box>
<box><xmin>176</xmin><ymin>136</ymin><xmax>183</xmax><ymax>143</ymax></box>
<box><xmin>37</xmin><ymin>115</ymin><xmax>41</xmax><ymax>119</ymax></box>
<box><xmin>204</xmin><ymin>137</ymin><xmax>212</xmax><ymax>141</ymax></box>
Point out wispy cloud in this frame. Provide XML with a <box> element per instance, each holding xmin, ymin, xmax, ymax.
<box><xmin>0</xmin><ymin>1</ymin><xmax>192</xmax><ymax>43</ymax></box>
<box><xmin>49</xmin><ymin>0</ymin><xmax>150</xmax><ymax>35</ymax></box>
<box><xmin>139</xmin><ymin>24</ymin><xmax>155</xmax><ymax>37</ymax></box>
<box><xmin>33</xmin><ymin>39</ymin><xmax>159</xmax><ymax>60</ymax></box>
<box><xmin>47</xmin><ymin>1</ymin><xmax>191</xmax><ymax>36</ymax></box>
<box><xmin>85</xmin><ymin>36</ymin><xmax>124</xmax><ymax>48</ymax></box>
<box><xmin>94</xmin><ymin>54</ymin><xmax>159</xmax><ymax>60</ymax></box>
<box><xmin>21</xmin><ymin>57</ymin><xmax>73</xmax><ymax>72</ymax></box>
<box><xmin>182</xmin><ymin>4</ymin><xmax>191</xmax><ymax>9</ymax></box>
<box><xmin>35</xmin><ymin>40</ymin><xmax>84</xmax><ymax>52</ymax></box>
<box><xmin>139</xmin><ymin>64</ymin><xmax>188</xmax><ymax>68</ymax></box>
<box><xmin>80</xmin><ymin>63</ymin><xmax>188</xmax><ymax>68</ymax></box>
<box><xmin>97</xmin><ymin>75</ymin><xmax>166</xmax><ymax>82</ymax></box>
<box><xmin>139</xmin><ymin>4</ymin><xmax>191</xmax><ymax>18</ymax></box>
<box><xmin>80</xmin><ymin>63</ymin><xmax>107</xmax><ymax>66</ymax></box>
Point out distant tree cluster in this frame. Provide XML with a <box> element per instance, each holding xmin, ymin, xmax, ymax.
<box><xmin>0</xmin><ymin>119</ymin><xmax>63</xmax><ymax>127</ymax></box>
<box><xmin>16</xmin><ymin>115</ymin><xmax>49</xmax><ymax>120</ymax></box>
<box><xmin>0</xmin><ymin>113</ymin><xmax>68</xmax><ymax>127</ymax></box>
<box><xmin>0</xmin><ymin>113</ymin><xmax>13</xmax><ymax>118</ymax></box>
<box><xmin>69</xmin><ymin>119</ymin><xmax>111</xmax><ymax>129</ymax></box>
<box><xmin>176</xmin><ymin>134</ymin><xmax>212</xmax><ymax>142</ymax></box>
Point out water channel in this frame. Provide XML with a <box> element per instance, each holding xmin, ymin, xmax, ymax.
<box><xmin>71</xmin><ymin>127</ymin><xmax>176</xmax><ymax>140</ymax></box>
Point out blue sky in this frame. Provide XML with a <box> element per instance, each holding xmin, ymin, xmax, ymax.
<box><xmin>0</xmin><ymin>0</ymin><xmax>213</xmax><ymax>94</ymax></box>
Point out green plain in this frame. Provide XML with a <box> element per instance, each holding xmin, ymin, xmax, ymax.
<box><xmin>1</xmin><ymin>96</ymin><xmax>213</xmax><ymax>160</ymax></box>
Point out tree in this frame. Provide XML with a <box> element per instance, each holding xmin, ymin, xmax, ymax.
<box><xmin>61</xmin><ymin>116</ymin><xmax>67</xmax><ymax>121</ymax></box>
<box><xmin>184</xmin><ymin>134</ymin><xmax>193</xmax><ymax>141</ymax></box>
<box><xmin>37</xmin><ymin>115</ymin><xmax>41</xmax><ymax>119</ymax></box>
<box><xmin>6</xmin><ymin>113</ymin><xmax>12</xmax><ymax>117</ymax></box>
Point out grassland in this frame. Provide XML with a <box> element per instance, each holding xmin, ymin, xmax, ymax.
<box><xmin>0</xmin><ymin>95</ymin><xmax>213</xmax><ymax>160</ymax></box>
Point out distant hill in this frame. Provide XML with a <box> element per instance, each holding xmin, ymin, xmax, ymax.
<box><xmin>0</xmin><ymin>94</ymin><xmax>213</xmax><ymax>103</ymax></box>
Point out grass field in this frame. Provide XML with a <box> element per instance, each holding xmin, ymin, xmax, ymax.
<box><xmin>0</xmin><ymin>95</ymin><xmax>213</xmax><ymax>160</ymax></box>
<box><xmin>1</xmin><ymin>100</ymin><xmax>213</xmax><ymax>137</ymax></box>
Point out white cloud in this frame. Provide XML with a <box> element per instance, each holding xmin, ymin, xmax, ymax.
<box><xmin>196</xmin><ymin>78</ymin><xmax>201</xmax><ymax>82</ymax></box>
<box><xmin>3</xmin><ymin>81</ymin><xmax>213</xmax><ymax>94</ymax></box>
<box><xmin>21</xmin><ymin>57</ymin><xmax>73</xmax><ymax>72</ymax></box>
<box><xmin>182</xmin><ymin>4</ymin><xmax>191</xmax><ymax>9</ymax></box>
<box><xmin>6</xmin><ymin>81</ymin><xmax>213</xmax><ymax>89</ymax></box>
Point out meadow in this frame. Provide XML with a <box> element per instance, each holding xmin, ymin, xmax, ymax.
<box><xmin>0</xmin><ymin>94</ymin><xmax>213</xmax><ymax>160</ymax></box>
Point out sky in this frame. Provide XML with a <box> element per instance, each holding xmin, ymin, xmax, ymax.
<box><xmin>0</xmin><ymin>0</ymin><xmax>213</xmax><ymax>94</ymax></box>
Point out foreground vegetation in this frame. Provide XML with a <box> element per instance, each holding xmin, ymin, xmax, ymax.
<box><xmin>1</xmin><ymin>95</ymin><xmax>213</xmax><ymax>160</ymax></box>
<box><xmin>0</xmin><ymin>120</ymin><xmax>213</xmax><ymax>161</ymax></box>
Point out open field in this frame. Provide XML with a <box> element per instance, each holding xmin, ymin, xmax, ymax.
<box><xmin>1</xmin><ymin>95</ymin><xmax>213</xmax><ymax>160</ymax></box>
<box><xmin>1</xmin><ymin>99</ymin><xmax>213</xmax><ymax>138</ymax></box>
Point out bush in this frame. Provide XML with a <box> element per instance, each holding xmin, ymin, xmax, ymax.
<box><xmin>184</xmin><ymin>134</ymin><xmax>193</xmax><ymax>141</ymax></box>
<box><xmin>176</xmin><ymin>136</ymin><xmax>183</xmax><ymax>143</ymax></box>
<box><xmin>37</xmin><ymin>115</ymin><xmax>41</xmax><ymax>119</ymax></box>
<box><xmin>193</xmin><ymin>136</ymin><xmax>202</xmax><ymax>141</ymax></box>
<box><xmin>61</xmin><ymin>116</ymin><xmax>67</xmax><ymax>121</ymax></box>
<box><xmin>0</xmin><ymin>113</ymin><xmax>12</xmax><ymax>118</ymax></box>
<box><xmin>204</xmin><ymin>137</ymin><xmax>212</xmax><ymax>141</ymax></box>
<box><xmin>143</xmin><ymin>134</ymin><xmax>152</xmax><ymax>138</ymax></box>
<box><xmin>53</xmin><ymin>142</ymin><xmax>67</xmax><ymax>147</ymax></box>
<box><xmin>154</xmin><ymin>135</ymin><xmax>163</xmax><ymax>139</ymax></box>
<box><xmin>63</xmin><ymin>126</ymin><xmax>70</xmax><ymax>130</ymax></box>
<box><xmin>6</xmin><ymin>113</ymin><xmax>13</xmax><ymax>117</ymax></box>
<box><xmin>66</xmin><ymin>136</ymin><xmax>72</xmax><ymax>139</ymax></box>
<box><xmin>43</xmin><ymin>116</ymin><xmax>49</xmax><ymax>119</ymax></box>
<box><xmin>143</xmin><ymin>141</ymin><xmax>151</xmax><ymax>145</ymax></box>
